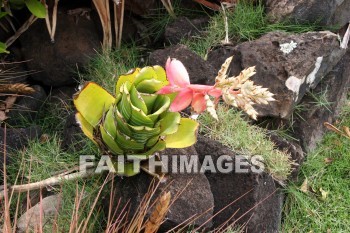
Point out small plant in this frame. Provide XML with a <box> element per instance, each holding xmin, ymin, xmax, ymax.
<box><xmin>159</xmin><ymin>56</ymin><xmax>275</xmax><ymax>120</ymax></box>
<box><xmin>74</xmin><ymin>56</ymin><xmax>275</xmax><ymax>177</ymax></box>
<box><xmin>307</xmin><ymin>87</ymin><xmax>333</xmax><ymax>113</ymax></box>
<box><xmin>74</xmin><ymin>64</ymin><xmax>199</xmax><ymax>176</ymax></box>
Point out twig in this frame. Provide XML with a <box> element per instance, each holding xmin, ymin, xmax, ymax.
<box><xmin>0</xmin><ymin>170</ymin><xmax>94</xmax><ymax>200</ymax></box>
<box><xmin>221</xmin><ymin>3</ymin><xmax>230</xmax><ymax>44</ymax></box>
<box><xmin>192</xmin><ymin>0</ymin><xmax>221</xmax><ymax>10</ymax></box>
<box><xmin>93</xmin><ymin>0</ymin><xmax>112</xmax><ymax>50</ymax></box>
<box><xmin>114</xmin><ymin>0</ymin><xmax>125</xmax><ymax>49</ymax></box>
<box><xmin>44</xmin><ymin>1</ymin><xmax>53</xmax><ymax>38</ymax></box>
<box><xmin>160</xmin><ymin>0</ymin><xmax>176</xmax><ymax>18</ymax></box>
<box><xmin>6</xmin><ymin>15</ymin><xmax>38</xmax><ymax>47</ymax></box>
<box><xmin>2</xmin><ymin>125</ymin><xmax>13</xmax><ymax>232</ymax></box>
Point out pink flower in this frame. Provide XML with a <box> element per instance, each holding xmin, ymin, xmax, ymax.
<box><xmin>158</xmin><ymin>58</ymin><xmax>222</xmax><ymax>113</ymax></box>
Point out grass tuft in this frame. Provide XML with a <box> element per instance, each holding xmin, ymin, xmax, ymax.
<box><xmin>183</xmin><ymin>0</ymin><xmax>321</xmax><ymax>58</ymax></box>
<box><xmin>198</xmin><ymin>104</ymin><xmax>292</xmax><ymax>182</ymax></box>
<box><xmin>80</xmin><ymin>46</ymin><xmax>140</xmax><ymax>93</ymax></box>
<box><xmin>282</xmin><ymin>97</ymin><xmax>350</xmax><ymax>232</ymax></box>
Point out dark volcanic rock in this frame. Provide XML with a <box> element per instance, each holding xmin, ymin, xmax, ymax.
<box><xmin>265</xmin><ymin>0</ymin><xmax>350</xmax><ymax>27</ymax></box>
<box><xmin>207</xmin><ymin>31</ymin><xmax>346</xmax><ymax>119</ymax></box>
<box><xmin>291</xmin><ymin>50</ymin><xmax>350</xmax><ymax>152</ymax></box>
<box><xmin>0</xmin><ymin>126</ymin><xmax>41</xmax><ymax>170</ymax></box>
<box><xmin>149</xmin><ymin>45</ymin><xmax>217</xmax><ymax>85</ymax></box>
<box><xmin>0</xmin><ymin>126</ymin><xmax>41</xmax><ymax>183</ymax></box>
<box><xmin>195</xmin><ymin>136</ymin><xmax>283</xmax><ymax>232</ymax></box>
<box><xmin>49</xmin><ymin>86</ymin><xmax>76</xmax><ymax>106</ymax></box>
<box><xmin>6</xmin><ymin>85</ymin><xmax>47</xmax><ymax>125</ymax></box>
<box><xmin>0</xmin><ymin>126</ymin><xmax>41</xmax><ymax>152</ymax></box>
<box><xmin>125</xmin><ymin>0</ymin><xmax>157</xmax><ymax>16</ymax></box>
<box><xmin>106</xmin><ymin>146</ymin><xmax>214</xmax><ymax>231</ymax></box>
<box><xmin>61</xmin><ymin>113</ymin><xmax>86</xmax><ymax>152</ymax></box>
<box><xmin>20</xmin><ymin>8</ymin><xmax>100</xmax><ymax>87</ymax></box>
<box><xmin>165</xmin><ymin>16</ymin><xmax>209</xmax><ymax>45</ymax></box>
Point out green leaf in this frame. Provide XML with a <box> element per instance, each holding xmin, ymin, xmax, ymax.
<box><xmin>146</xmin><ymin>135</ymin><xmax>159</xmax><ymax>147</ymax></box>
<box><xmin>102</xmin><ymin>106</ymin><xmax>117</xmax><ymax>138</ymax></box>
<box><xmin>127</xmin><ymin>140</ymin><xmax>166</xmax><ymax>160</ymax></box>
<box><xmin>75</xmin><ymin>112</ymin><xmax>95</xmax><ymax>143</ymax></box>
<box><xmin>115</xmin><ymin>131</ymin><xmax>144</xmax><ymax>151</ymax></box>
<box><xmin>115</xmin><ymin>68</ymin><xmax>140</xmax><ymax>96</ymax></box>
<box><xmin>113</xmin><ymin>161</ymin><xmax>140</xmax><ymax>176</ymax></box>
<box><xmin>73</xmin><ymin>82</ymin><xmax>115</xmax><ymax>127</ymax></box>
<box><xmin>136</xmin><ymin>79</ymin><xmax>164</xmax><ymax>93</ymax></box>
<box><xmin>140</xmin><ymin>93</ymin><xmax>158</xmax><ymax>113</ymax></box>
<box><xmin>158</xmin><ymin>112</ymin><xmax>181</xmax><ymax>135</ymax></box>
<box><xmin>128</xmin><ymin>125</ymin><xmax>160</xmax><ymax>143</ymax></box>
<box><xmin>129</xmin><ymin>104</ymin><xmax>154</xmax><ymax>127</ymax></box>
<box><xmin>114</xmin><ymin>108</ymin><xmax>132</xmax><ymax>137</ymax></box>
<box><xmin>99</xmin><ymin>125</ymin><xmax>123</xmax><ymax>155</ymax></box>
<box><xmin>0</xmin><ymin>12</ymin><xmax>9</xmax><ymax>19</ymax></box>
<box><xmin>133</xmin><ymin>67</ymin><xmax>156</xmax><ymax>87</ymax></box>
<box><xmin>130</xmin><ymin>86</ymin><xmax>148</xmax><ymax>114</ymax></box>
<box><xmin>0</xmin><ymin>42</ymin><xmax>9</xmax><ymax>54</ymax></box>
<box><xmin>25</xmin><ymin>0</ymin><xmax>46</xmax><ymax>18</ymax></box>
<box><xmin>153</xmin><ymin>65</ymin><xmax>167</xmax><ymax>83</ymax></box>
<box><xmin>165</xmin><ymin>118</ymin><xmax>199</xmax><ymax>148</ymax></box>
<box><xmin>149</xmin><ymin>95</ymin><xmax>170</xmax><ymax>120</ymax></box>
<box><xmin>117</xmin><ymin>83</ymin><xmax>132</xmax><ymax>121</ymax></box>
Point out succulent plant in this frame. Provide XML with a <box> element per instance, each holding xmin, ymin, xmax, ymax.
<box><xmin>73</xmin><ymin>65</ymin><xmax>199</xmax><ymax>176</ymax></box>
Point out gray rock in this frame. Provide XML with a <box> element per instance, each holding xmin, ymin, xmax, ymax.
<box><xmin>61</xmin><ymin>113</ymin><xmax>86</xmax><ymax>152</ymax></box>
<box><xmin>195</xmin><ymin>136</ymin><xmax>283</xmax><ymax>232</ymax></box>
<box><xmin>17</xmin><ymin>194</ymin><xmax>62</xmax><ymax>233</ymax></box>
<box><xmin>20</xmin><ymin>8</ymin><xmax>100</xmax><ymax>87</ymax></box>
<box><xmin>265</xmin><ymin>0</ymin><xmax>350</xmax><ymax>27</ymax></box>
<box><xmin>291</xmin><ymin>49</ymin><xmax>350</xmax><ymax>152</ymax></box>
<box><xmin>149</xmin><ymin>44</ymin><xmax>217</xmax><ymax>85</ymax></box>
<box><xmin>207</xmin><ymin>31</ymin><xmax>346</xmax><ymax>119</ymax></box>
<box><xmin>106</xmin><ymin>146</ymin><xmax>214</xmax><ymax>231</ymax></box>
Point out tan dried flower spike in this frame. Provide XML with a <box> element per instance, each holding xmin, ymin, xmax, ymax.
<box><xmin>214</xmin><ymin>56</ymin><xmax>275</xmax><ymax>120</ymax></box>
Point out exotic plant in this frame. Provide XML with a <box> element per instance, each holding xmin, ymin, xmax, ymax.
<box><xmin>74</xmin><ymin>56</ymin><xmax>274</xmax><ymax>177</ymax></box>
<box><xmin>158</xmin><ymin>56</ymin><xmax>275</xmax><ymax>120</ymax></box>
<box><xmin>74</xmin><ymin>65</ymin><xmax>199</xmax><ymax>176</ymax></box>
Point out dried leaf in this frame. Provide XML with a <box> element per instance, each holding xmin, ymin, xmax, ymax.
<box><xmin>205</xmin><ymin>95</ymin><xmax>218</xmax><ymax>120</ymax></box>
<box><xmin>319</xmin><ymin>188</ymin><xmax>329</xmax><ymax>201</ymax></box>
<box><xmin>324</xmin><ymin>122</ymin><xmax>345</xmax><ymax>136</ymax></box>
<box><xmin>324</xmin><ymin>157</ymin><xmax>333</xmax><ymax>164</ymax></box>
<box><xmin>4</xmin><ymin>96</ymin><xmax>17</xmax><ymax>112</ymax></box>
<box><xmin>0</xmin><ymin>111</ymin><xmax>7</xmax><ymax>121</ymax></box>
<box><xmin>343</xmin><ymin>126</ymin><xmax>350</xmax><ymax>138</ymax></box>
<box><xmin>215</xmin><ymin>56</ymin><xmax>233</xmax><ymax>82</ymax></box>
<box><xmin>40</xmin><ymin>134</ymin><xmax>50</xmax><ymax>144</ymax></box>
<box><xmin>300</xmin><ymin>178</ymin><xmax>309</xmax><ymax>194</ymax></box>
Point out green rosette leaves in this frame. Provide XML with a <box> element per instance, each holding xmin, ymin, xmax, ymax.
<box><xmin>74</xmin><ymin>65</ymin><xmax>199</xmax><ymax>176</ymax></box>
